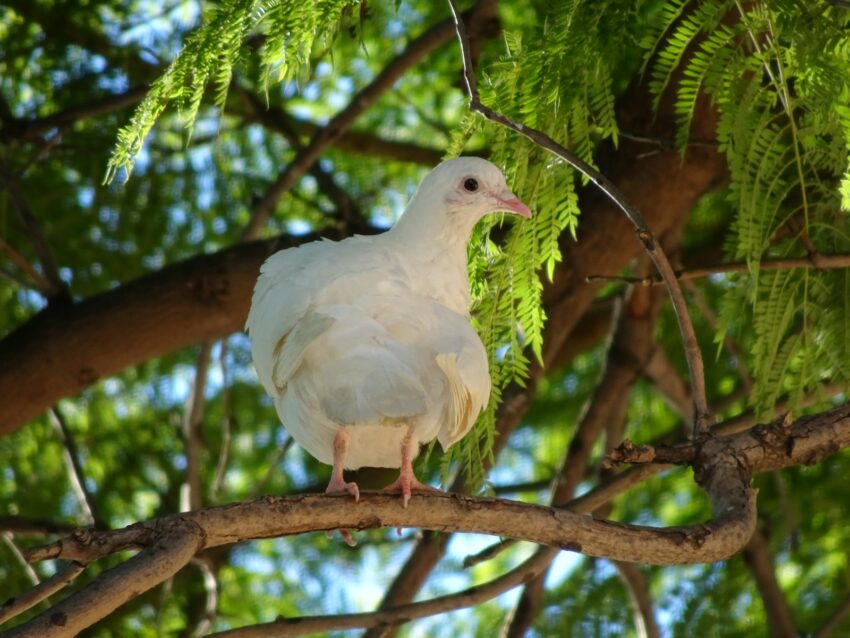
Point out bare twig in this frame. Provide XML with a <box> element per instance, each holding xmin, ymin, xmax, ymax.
<box><xmin>211</xmin><ymin>341</ymin><xmax>233</xmax><ymax>501</ymax></box>
<box><xmin>0</xmin><ymin>517</ymin><xmax>76</xmax><ymax>538</ymax></box>
<box><xmin>614</xmin><ymin>562</ymin><xmax>661</xmax><ymax>638</ymax></box>
<box><xmin>182</xmin><ymin>342</ymin><xmax>212</xmax><ymax>512</ymax></box>
<box><xmin>642</xmin><ymin>346</ymin><xmax>694</xmax><ymax>425</ymax></box>
<box><xmin>0</xmin><ymin>160</ymin><xmax>65</xmax><ymax>298</ymax></box>
<box><xmin>0</xmin><ymin>235</ymin><xmax>55</xmax><ymax>296</ymax></box>
<box><xmin>446</xmin><ymin>0</ymin><xmax>710</xmax><ymax>435</ymax></box>
<box><xmin>49</xmin><ymin>407</ymin><xmax>104</xmax><ymax>528</ymax></box>
<box><xmin>462</xmin><ymin>539</ymin><xmax>517</xmax><ymax>568</ymax></box>
<box><xmin>684</xmin><ymin>280</ymin><xmax>753</xmax><ymax>389</ymax></box>
<box><xmin>586</xmin><ymin>254</ymin><xmax>850</xmax><ymax>286</ymax></box>
<box><xmin>0</xmin><ymin>561</ymin><xmax>85</xmax><ymax>626</ymax></box>
<box><xmin>2</xmin><ymin>532</ymin><xmax>40</xmax><ymax>586</ymax></box>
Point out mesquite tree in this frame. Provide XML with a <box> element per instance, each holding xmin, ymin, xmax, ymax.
<box><xmin>1</xmin><ymin>1</ymin><xmax>850</xmax><ymax>636</ymax></box>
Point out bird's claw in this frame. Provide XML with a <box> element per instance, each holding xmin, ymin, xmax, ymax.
<box><xmin>325</xmin><ymin>477</ymin><xmax>360</xmax><ymax>546</ymax></box>
<box><xmin>381</xmin><ymin>475</ymin><xmax>438</xmax><ymax>508</ymax></box>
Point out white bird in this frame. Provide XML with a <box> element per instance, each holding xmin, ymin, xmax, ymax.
<box><xmin>246</xmin><ymin>157</ymin><xmax>530</xmax><ymax>520</ymax></box>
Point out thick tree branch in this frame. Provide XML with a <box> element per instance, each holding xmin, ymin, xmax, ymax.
<box><xmin>0</xmin><ymin>227</ymin><xmax>370</xmax><ymax>433</ymax></box>
<box><xmin>5</xmin><ymin>519</ymin><xmax>203</xmax><ymax>638</ymax></box>
<box><xmin>12</xmin><ymin>402</ymin><xmax>850</xmax><ymax>637</ymax></box>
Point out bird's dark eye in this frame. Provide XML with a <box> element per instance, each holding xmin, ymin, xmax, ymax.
<box><xmin>463</xmin><ymin>177</ymin><xmax>479</xmax><ymax>192</ymax></box>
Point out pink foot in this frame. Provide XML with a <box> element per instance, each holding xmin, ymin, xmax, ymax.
<box><xmin>325</xmin><ymin>474</ymin><xmax>360</xmax><ymax>547</ymax></box>
<box><xmin>325</xmin><ymin>476</ymin><xmax>360</xmax><ymax>502</ymax></box>
<box><xmin>381</xmin><ymin>472</ymin><xmax>438</xmax><ymax>508</ymax></box>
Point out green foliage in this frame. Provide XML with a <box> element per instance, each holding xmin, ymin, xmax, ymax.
<box><xmin>3</xmin><ymin>0</ymin><xmax>850</xmax><ymax>636</ymax></box>
<box><xmin>106</xmin><ymin>0</ymin><xmax>361</xmax><ymax>182</ymax></box>
<box><xmin>442</xmin><ymin>0</ymin><xmax>642</xmax><ymax>489</ymax></box>
<box><xmin>643</xmin><ymin>0</ymin><xmax>850</xmax><ymax>417</ymax></box>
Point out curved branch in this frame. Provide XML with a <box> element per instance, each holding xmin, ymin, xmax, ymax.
<box><xmin>13</xmin><ymin>402</ymin><xmax>850</xmax><ymax>637</ymax></box>
<box><xmin>24</xmin><ymin>489</ymin><xmax>751</xmax><ymax>567</ymax></box>
<box><xmin>209</xmin><ymin>548</ymin><xmax>555</xmax><ymax>637</ymax></box>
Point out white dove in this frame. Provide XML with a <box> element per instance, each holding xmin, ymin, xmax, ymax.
<box><xmin>246</xmin><ymin>157</ymin><xmax>530</xmax><ymax>517</ymax></box>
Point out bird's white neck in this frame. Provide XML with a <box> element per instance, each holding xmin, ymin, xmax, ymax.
<box><xmin>387</xmin><ymin>192</ymin><xmax>478</xmax><ymax>257</ymax></box>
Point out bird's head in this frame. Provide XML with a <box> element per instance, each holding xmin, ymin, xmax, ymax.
<box><xmin>392</xmin><ymin>157</ymin><xmax>531</xmax><ymax>244</ymax></box>
<box><xmin>420</xmin><ymin>156</ymin><xmax>531</xmax><ymax>221</ymax></box>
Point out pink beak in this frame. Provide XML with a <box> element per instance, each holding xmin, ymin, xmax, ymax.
<box><xmin>496</xmin><ymin>190</ymin><xmax>532</xmax><ymax>218</ymax></box>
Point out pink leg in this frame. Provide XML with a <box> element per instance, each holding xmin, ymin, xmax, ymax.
<box><xmin>381</xmin><ymin>427</ymin><xmax>438</xmax><ymax>508</ymax></box>
<box><xmin>325</xmin><ymin>430</ymin><xmax>360</xmax><ymax>547</ymax></box>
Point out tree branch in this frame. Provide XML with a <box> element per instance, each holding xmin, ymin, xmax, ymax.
<box><xmin>446</xmin><ymin>0</ymin><xmax>711</xmax><ymax>436</ymax></box>
<box><xmin>5</xmin><ymin>519</ymin><xmax>203</xmax><ymax>638</ymax></box>
<box><xmin>49</xmin><ymin>407</ymin><xmax>104</xmax><ymax>528</ymax></box>
<box><xmin>0</xmin><ymin>226</ymin><xmax>371</xmax><ymax>434</ymax></box>
<box><xmin>742</xmin><ymin>527</ymin><xmax>797</xmax><ymax>638</ymax></box>
<box><xmin>0</xmin><ymin>517</ymin><xmax>76</xmax><ymax>538</ymax></box>
<box><xmin>0</xmin><ymin>86</ymin><xmax>149</xmax><ymax>144</ymax></box>
<box><xmin>586</xmin><ymin>253</ymin><xmax>850</xmax><ymax>286</ymax></box>
<box><xmin>237</xmin><ymin>96</ymin><xmax>445</xmax><ymax>166</ymax></box>
<box><xmin>814</xmin><ymin>592</ymin><xmax>850</xmax><ymax>638</ymax></box>
<box><xmin>234</xmin><ymin>84</ymin><xmax>364</xmax><ymax>229</ymax></box>
<box><xmin>0</xmin><ymin>235</ymin><xmax>54</xmax><ymax>296</ymax></box>
<box><xmin>507</xmin><ymin>284</ymin><xmax>666</xmax><ymax>636</ymax></box>
<box><xmin>614</xmin><ymin>561</ymin><xmax>661</xmax><ymax>638</ymax></box>
<box><xmin>208</xmin><ymin>548</ymin><xmax>556</xmax><ymax>638</ymax></box>
<box><xmin>0</xmin><ymin>562</ymin><xmax>85</xmax><ymax>627</ymax></box>
<box><xmin>182</xmin><ymin>343</ymin><xmax>212</xmax><ymax>512</ymax></box>
<box><xmin>12</xmin><ymin>401</ymin><xmax>850</xmax><ymax>636</ymax></box>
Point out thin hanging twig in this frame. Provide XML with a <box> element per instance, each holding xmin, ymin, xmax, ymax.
<box><xmin>50</xmin><ymin>407</ymin><xmax>105</xmax><ymax>528</ymax></box>
<box><xmin>445</xmin><ymin>0</ymin><xmax>711</xmax><ymax>436</ymax></box>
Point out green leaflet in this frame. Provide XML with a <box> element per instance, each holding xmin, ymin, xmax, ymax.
<box><xmin>645</xmin><ymin>0</ymin><xmax>850</xmax><ymax>418</ymax></box>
